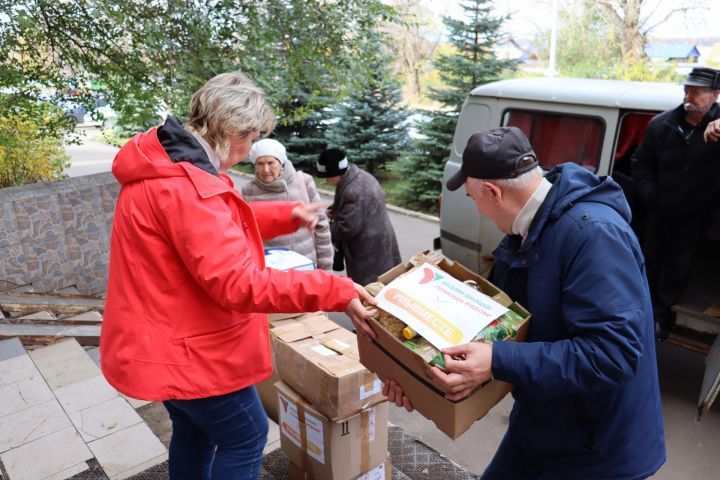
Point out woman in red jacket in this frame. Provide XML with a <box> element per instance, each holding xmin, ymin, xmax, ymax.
<box><xmin>101</xmin><ymin>71</ymin><xmax>376</xmax><ymax>479</ymax></box>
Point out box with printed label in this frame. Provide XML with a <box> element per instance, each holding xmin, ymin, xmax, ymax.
<box><xmin>271</xmin><ymin>312</ymin><xmax>385</xmax><ymax>421</ymax></box>
<box><xmin>288</xmin><ymin>453</ymin><xmax>391</xmax><ymax>480</ymax></box>
<box><xmin>277</xmin><ymin>381</ymin><xmax>388</xmax><ymax>480</ymax></box>
<box><xmin>357</xmin><ymin>251</ymin><xmax>531</xmax><ymax>439</ymax></box>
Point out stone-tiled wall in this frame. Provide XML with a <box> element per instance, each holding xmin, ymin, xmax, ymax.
<box><xmin>0</xmin><ymin>173</ymin><xmax>119</xmax><ymax>295</ymax></box>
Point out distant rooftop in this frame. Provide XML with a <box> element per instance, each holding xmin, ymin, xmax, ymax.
<box><xmin>646</xmin><ymin>44</ymin><xmax>700</xmax><ymax>60</ymax></box>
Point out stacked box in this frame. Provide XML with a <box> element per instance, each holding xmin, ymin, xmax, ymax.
<box><xmin>288</xmin><ymin>454</ymin><xmax>391</xmax><ymax>480</ymax></box>
<box><xmin>271</xmin><ymin>312</ymin><xmax>385</xmax><ymax>421</ymax></box>
<box><xmin>357</xmin><ymin>251</ymin><xmax>531</xmax><ymax>439</ymax></box>
<box><xmin>256</xmin><ymin>312</ymin><xmax>335</xmax><ymax>422</ymax></box>
<box><xmin>277</xmin><ymin>381</ymin><xmax>389</xmax><ymax>480</ymax></box>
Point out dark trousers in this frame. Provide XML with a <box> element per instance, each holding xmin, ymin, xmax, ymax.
<box><xmin>163</xmin><ymin>386</ymin><xmax>268</xmax><ymax>480</ymax></box>
<box><xmin>642</xmin><ymin>212</ymin><xmax>707</xmax><ymax>327</ymax></box>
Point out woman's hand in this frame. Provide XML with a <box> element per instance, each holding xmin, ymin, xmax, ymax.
<box><xmin>292</xmin><ymin>201</ymin><xmax>327</xmax><ymax>231</ymax></box>
<box><xmin>383</xmin><ymin>379</ymin><xmax>414</xmax><ymax>412</ymax></box>
<box><xmin>346</xmin><ymin>283</ymin><xmax>377</xmax><ymax>340</ymax></box>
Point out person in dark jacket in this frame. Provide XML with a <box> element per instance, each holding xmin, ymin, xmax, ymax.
<box><xmin>377</xmin><ymin>127</ymin><xmax>665</xmax><ymax>480</ymax></box>
<box><xmin>316</xmin><ymin>149</ymin><xmax>402</xmax><ymax>285</ymax></box>
<box><xmin>631</xmin><ymin>66</ymin><xmax>720</xmax><ymax>340</ymax></box>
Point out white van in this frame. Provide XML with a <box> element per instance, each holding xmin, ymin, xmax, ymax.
<box><xmin>438</xmin><ymin>77</ymin><xmax>720</xmax><ymax>417</ymax></box>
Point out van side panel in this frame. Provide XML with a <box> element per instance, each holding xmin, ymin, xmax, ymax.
<box><xmin>440</xmin><ymin>100</ymin><xmax>502</xmax><ymax>273</ymax></box>
<box><xmin>440</xmin><ymin>97</ymin><xmax>620</xmax><ymax>275</ymax></box>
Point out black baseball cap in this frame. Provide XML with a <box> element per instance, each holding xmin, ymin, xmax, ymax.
<box><xmin>684</xmin><ymin>67</ymin><xmax>720</xmax><ymax>89</ymax></box>
<box><xmin>446</xmin><ymin>127</ymin><xmax>538</xmax><ymax>191</ymax></box>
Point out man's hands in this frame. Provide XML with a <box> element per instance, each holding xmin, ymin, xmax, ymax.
<box><xmin>381</xmin><ymin>342</ymin><xmax>493</xmax><ymax>413</ymax></box>
<box><xmin>291</xmin><ymin>201</ymin><xmax>327</xmax><ymax>231</ymax></box>
<box><xmin>346</xmin><ymin>283</ymin><xmax>377</xmax><ymax>340</ymax></box>
<box><xmin>431</xmin><ymin>342</ymin><xmax>493</xmax><ymax>401</ymax></box>
<box><xmin>705</xmin><ymin>118</ymin><xmax>720</xmax><ymax>142</ymax></box>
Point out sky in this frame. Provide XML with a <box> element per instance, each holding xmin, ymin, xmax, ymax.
<box><xmin>426</xmin><ymin>0</ymin><xmax>720</xmax><ymax>41</ymax></box>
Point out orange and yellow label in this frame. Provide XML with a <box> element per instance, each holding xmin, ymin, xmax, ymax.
<box><xmin>384</xmin><ymin>287</ymin><xmax>463</xmax><ymax>344</ymax></box>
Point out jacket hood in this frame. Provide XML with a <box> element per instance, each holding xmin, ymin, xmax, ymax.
<box><xmin>112</xmin><ymin>116</ymin><xmax>217</xmax><ymax>185</ymax></box>
<box><xmin>527</xmin><ymin>163</ymin><xmax>631</xmax><ymax>244</ymax></box>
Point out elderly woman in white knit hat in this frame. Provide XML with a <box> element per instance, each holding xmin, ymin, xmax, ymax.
<box><xmin>241</xmin><ymin>138</ymin><xmax>334</xmax><ymax>270</ymax></box>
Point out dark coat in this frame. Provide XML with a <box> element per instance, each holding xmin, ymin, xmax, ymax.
<box><xmin>490</xmin><ymin>163</ymin><xmax>666</xmax><ymax>479</ymax></box>
<box><xmin>330</xmin><ymin>164</ymin><xmax>401</xmax><ymax>285</ymax></box>
<box><xmin>631</xmin><ymin>103</ymin><xmax>720</xmax><ymax>215</ymax></box>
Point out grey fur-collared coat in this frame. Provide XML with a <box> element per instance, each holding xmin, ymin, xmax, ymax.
<box><xmin>241</xmin><ymin>161</ymin><xmax>333</xmax><ymax>270</ymax></box>
<box><xmin>330</xmin><ymin>164</ymin><xmax>401</xmax><ymax>285</ymax></box>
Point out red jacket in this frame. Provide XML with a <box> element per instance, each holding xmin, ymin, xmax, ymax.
<box><xmin>101</xmin><ymin>123</ymin><xmax>357</xmax><ymax>400</ymax></box>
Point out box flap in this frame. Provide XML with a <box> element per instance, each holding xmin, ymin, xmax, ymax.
<box><xmin>292</xmin><ymin>337</ymin><xmax>365</xmax><ymax>377</ymax></box>
<box><xmin>300</xmin><ymin>315</ymin><xmax>340</xmax><ymax>336</ymax></box>
<box><xmin>272</xmin><ymin>313</ymin><xmax>340</xmax><ymax>344</ymax></box>
<box><xmin>317</xmin><ymin>355</ymin><xmax>364</xmax><ymax>377</ymax></box>
<box><xmin>320</xmin><ymin>328</ymin><xmax>360</xmax><ymax>360</ymax></box>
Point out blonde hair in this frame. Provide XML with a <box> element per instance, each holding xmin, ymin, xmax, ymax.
<box><xmin>187</xmin><ymin>71</ymin><xmax>276</xmax><ymax>160</ymax></box>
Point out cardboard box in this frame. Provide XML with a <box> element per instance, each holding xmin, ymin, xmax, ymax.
<box><xmin>357</xmin><ymin>251</ymin><xmax>531</xmax><ymax>439</ymax></box>
<box><xmin>288</xmin><ymin>453</ymin><xmax>391</xmax><ymax>480</ymax></box>
<box><xmin>277</xmin><ymin>381</ymin><xmax>388</xmax><ymax>480</ymax></box>
<box><xmin>272</xmin><ymin>312</ymin><xmax>385</xmax><ymax>421</ymax></box>
<box><xmin>256</xmin><ymin>368</ymin><xmax>280</xmax><ymax>422</ymax></box>
<box><xmin>256</xmin><ymin>313</ymin><xmax>316</xmax><ymax>422</ymax></box>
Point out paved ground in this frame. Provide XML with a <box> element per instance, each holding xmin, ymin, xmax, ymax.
<box><xmin>26</xmin><ymin>131</ymin><xmax>718</xmax><ymax>479</ymax></box>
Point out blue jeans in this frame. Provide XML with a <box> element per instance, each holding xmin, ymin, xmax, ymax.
<box><xmin>163</xmin><ymin>386</ymin><xmax>268</xmax><ymax>480</ymax></box>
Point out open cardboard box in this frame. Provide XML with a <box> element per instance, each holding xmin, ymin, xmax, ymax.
<box><xmin>272</xmin><ymin>312</ymin><xmax>385</xmax><ymax>421</ymax></box>
<box><xmin>277</xmin><ymin>381</ymin><xmax>388</xmax><ymax>479</ymax></box>
<box><xmin>357</xmin><ymin>251</ymin><xmax>531</xmax><ymax>439</ymax></box>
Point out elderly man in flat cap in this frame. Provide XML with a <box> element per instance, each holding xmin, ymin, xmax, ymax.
<box><xmin>372</xmin><ymin>127</ymin><xmax>666</xmax><ymax>480</ymax></box>
<box><xmin>631</xmin><ymin>66</ymin><xmax>720</xmax><ymax>341</ymax></box>
<box><xmin>316</xmin><ymin>148</ymin><xmax>401</xmax><ymax>285</ymax></box>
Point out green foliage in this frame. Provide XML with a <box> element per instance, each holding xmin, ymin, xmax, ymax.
<box><xmin>0</xmin><ymin>112</ymin><xmax>69</xmax><ymax>188</ymax></box>
<box><xmin>1</xmin><ymin>0</ymin><xmax>396</xmax><ymax>141</ymax></box>
<box><xmin>325</xmin><ymin>38</ymin><xmax>410</xmax><ymax>175</ymax></box>
<box><xmin>99</xmin><ymin>129</ymin><xmax>131</xmax><ymax>149</ymax></box>
<box><xmin>533</xmin><ymin>3</ymin><xmax>683</xmax><ymax>83</ymax></box>
<box><xmin>535</xmin><ymin>4</ymin><xmax>621</xmax><ymax>78</ymax></box>
<box><xmin>394</xmin><ymin>0</ymin><xmax>517</xmax><ymax>212</ymax></box>
<box><xmin>611</xmin><ymin>60</ymin><xmax>683</xmax><ymax>82</ymax></box>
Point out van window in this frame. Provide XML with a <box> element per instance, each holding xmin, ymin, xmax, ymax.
<box><xmin>503</xmin><ymin>110</ymin><xmax>604</xmax><ymax>172</ymax></box>
<box><xmin>611</xmin><ymin>112</ymin><xmax>654</xmax><ymax>177</ymax></box>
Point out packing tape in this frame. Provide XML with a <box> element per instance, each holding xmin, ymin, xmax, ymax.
<box><xmin>296</xmin><ymin>397</ymin><xmax>310</xmax><ymax>472</ymax></box>
<box><xmin>360</xmin><ymin>408</ymin><xmax>370</xmax><ymax>473</ymax></box>
<box><xmin>320</xmin><ymin>373</ymin><xmax>334</xmax><ymax>417</ymax></box>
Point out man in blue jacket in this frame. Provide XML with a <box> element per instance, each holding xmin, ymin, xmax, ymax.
<box><xmin>382</xmin><ymin>127</ymin><xmax>666</xmax><ymax>479</ymax></box>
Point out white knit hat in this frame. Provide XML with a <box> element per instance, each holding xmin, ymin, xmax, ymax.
<box><xmin>249</xmin><ymin>138</ymin><xmax>287</xmax><ymax>165</ymax></box>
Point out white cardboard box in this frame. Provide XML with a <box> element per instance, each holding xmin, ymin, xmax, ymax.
<box><xmin>265</xmin><ymin>248</ymin><xmax>315</xmax><ymax>271</ymax></box>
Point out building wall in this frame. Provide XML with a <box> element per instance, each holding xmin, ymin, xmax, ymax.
<box><xmin>0</xmin><ymin>173</ymin><xmax>119</xmax><ymax>295</ymax></box>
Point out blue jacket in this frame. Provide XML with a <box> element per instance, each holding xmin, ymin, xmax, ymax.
<box><xmin>491</xmin><ymin>163</ymin><xmax>665</xmax><ymax>479</ymax></box>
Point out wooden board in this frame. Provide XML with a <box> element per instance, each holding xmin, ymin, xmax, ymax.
<box><xmin>0</xmin><ymin>293</ymin><xmax>104</xmax><ymax>315</ymax></box>
<box><xmin>0</xmin><ymin>324</ymin><xmax>101</xmax><ymax>346</ymax></box>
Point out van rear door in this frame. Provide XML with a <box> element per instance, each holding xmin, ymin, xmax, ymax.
<box><xmin>699</xmin><ymin>336</ymin><xmax>720</xmax><ymax>419</ymax></box>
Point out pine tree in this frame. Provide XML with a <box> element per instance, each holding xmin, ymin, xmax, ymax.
<box><xmin>394</xmin><ymin>0</ymin><xmax>517</xmax><ymax>212</ymax></box>
<box><xmin>325</xmin><ymin>42</ymin><xmax>410</xmax><ymax>176</ymax></box>
<box><xmin>272</xmin><ymin>89</ymin><xmax>334</xmax><ymax>170</ymax></box>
